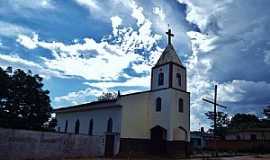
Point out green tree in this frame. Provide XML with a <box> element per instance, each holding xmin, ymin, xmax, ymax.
<box><xmin>205</xmin><ymin>111</ymin><xmax>230</xmax><ymax>137</ymax></box>
<box><xmin>97</xmin><ymin>92</ymin><xmax>118</xmax><ymax>101</ymax></box>
<box><xmin>205</xmin><ymin>111</ymin><xmax>230</xmax><ymax>128</ymax></box>
<box><xmin>0</xmin><ymin>67</ymin><xmax>11</xmax><ymax>126</ymax></box>
<box><xmin>264</xmin><ymin>106</ymin><xmax>270</xmax><ymax>119</ymax></box>
<box><xmin>228</xmin><ymin>113</ymin><xmax>260</xmax><ymax>129</ymax></box>
<box><xmin>261</xmin><ymin>106</ymin><xmax>270</xmax><ymax>128</ymax></box>
<box><xmin>0</xmin><ymin>67</ymin><xmax>55</xmax><ymax>131</ymax></box>
<box><xmin>0</xmin><ymin>68</ymin><xmax>9</xmax><ymax>106</ymax></box>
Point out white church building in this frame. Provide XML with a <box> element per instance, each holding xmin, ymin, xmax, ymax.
<box><xmin>54</xmin><ymin>29</ymin><xmax>190</xmax><ymax>155</ymax></box>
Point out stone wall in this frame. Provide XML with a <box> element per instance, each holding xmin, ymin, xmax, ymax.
<box><xmin>0</xmin><ymin>127</ymin><xmax>105</xmax><ymax>160</ymax></box>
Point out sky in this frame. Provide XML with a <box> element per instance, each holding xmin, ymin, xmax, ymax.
<box><xmin>0</xmin><ymin>0</ymin><xmax>270</xmax><ymax>131</ymax></box>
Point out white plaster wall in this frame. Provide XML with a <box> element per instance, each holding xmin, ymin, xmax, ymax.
<box><xmin>170</xmin><ymin>89</ymin><xmax>190</xmax><ymax>141</ymax></box>
<box><xmin>151</xmin><ymin>64</ymin><xmax>170</xmax><ymax>90</ymax></box>
<box><xmin>172</xmin><ymin>65</ymin><xmax>186</xmax><ymax>91</ymax></box>
<box><xmin>118</xmin><ymin>92</ymin><xmax>150</xmax><ymax>139</ymax></box>
<box><xmin>56</xmin><ymin>107</ymin><xmax>121</xmax><ymax>136</ymax></box>
<box><xmin>119</xmin><ymin>88</ymin><xmax>190</xmax><ymax>142</ymax></box>
<box><xmin>149</xmin><ymin>89</ymin><xmax>173</xmax><ymax>138</ymax></box>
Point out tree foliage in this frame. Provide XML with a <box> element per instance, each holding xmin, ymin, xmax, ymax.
<box><xmin>228</xmin><ymin>113</ymin><xmax>260</xmax><ymax>129</ymax></box>
<box><xmin>228</xmin><ymin>113</ymin><xmax>270</xmax><ymax>129</ymax></box>
<box><xmin>97</xmin><ymin>92</ymin><xmax>118</xmax><ymax>101</ymax></box>
<box><xmin>205</xmin><ymin>111</ymin><xmax>230</xmax><ymax>128</ymax></box>
<box><xmin>0</xmin><ymin>67</ymin><xmax>55</xmax><ymax>131</ymax></box>
<box><xmin>264</xmin><ymin>105</ymin><xmax>270</xmax><ymax>119</ymax></box>
<box><xmin>205</xmin><ymin>111</ymin><xmax>230</xmax><ymax>137</ymax></box>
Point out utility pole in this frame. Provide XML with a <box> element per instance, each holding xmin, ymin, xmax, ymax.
<box><xmin>202</xmin><ymin>85</ymin><xmax>227</xmax><ymax>157</ymax></box>
<box><xmin>214</xmin><ymin>85</ymin><xmax>217</xmax><ymax>137</ymax></box>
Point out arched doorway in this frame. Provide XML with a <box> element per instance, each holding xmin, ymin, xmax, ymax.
<box><xmin>105</xmin><ymin>118</ymin><xmax>114</xmax><ymax>157</ymax></box>
<box><xmin>173</xmin><ymin>126</ymin><xmax>188</xmax><ymax>141</ymax></box>
<box><xmin>150</xmin><ymin>125</ymin><xmax>167</xmax><ymax>154</ymax></box>
<box><xmin>178</xmin><ymin>126</ymin><xmax>188</xmax><ymax>141</ymax></box>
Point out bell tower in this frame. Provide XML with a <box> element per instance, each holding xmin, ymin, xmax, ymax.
<box><xmin>150</xmin><ymin>29</ymin><xmax>190</xmax><ymax>144</ymax></box>
<box><xmin>151</xmin><ymin>29</ymin><xmax>187</xmax><ymax>92</ymax></box>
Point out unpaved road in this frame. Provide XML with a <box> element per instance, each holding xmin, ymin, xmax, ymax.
<box><xmin>66</xmin><ymin>154</ymin><xmax>270</xmax><ymax>160</ymax></box>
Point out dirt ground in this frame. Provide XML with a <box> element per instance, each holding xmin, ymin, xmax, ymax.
<box><xmin>65</xmin><ymin>154</ymin><xmax>270</xmax><ymax>160</ymax></box>
<box><xmin>190</xmin><ymin>154</ymin><xmax>270</xmax><ymax>160</ymax></box>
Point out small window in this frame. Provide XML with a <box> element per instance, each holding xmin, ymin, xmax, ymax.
<box><xmin>178</xmin><ymin>98</ymin><xmax>183</xmax><ymax>112</ymax></box>
<box><xmin>107</xmin><ymin>118</ymin><xmax>113</xmax><ymax>133</ymax></box>
<box><xmin>88</xmin><ymin>119</ymin><xmax>94</xmax><ymax>135</ymax></box>
<box><xmin>158</xmin><ymin>73</ymin><xmax>164</xmax><ymax>86</ymax></box>
<box><xmin>64</xmin><ymin>120</ymin><xmax>68</xmax><ymax>133</ymax></box>
<box><xmin>75</xmin><ymin>119</ymin><xmax>80</xmax><ymax>134</ymax></box>
<box><xmin>156</xmin><ymin>97</ymin><xmax>162</xmax><ymax>112</ymax></box>
<box><xmin>176</xmin><ymin>73</ymin><xmax>181</xmax><ymax>86</ymax></box>
<box><xmin>251</xmin><ymin>134</ymin><xmax>257</xmax><ymax>140</ymax></box>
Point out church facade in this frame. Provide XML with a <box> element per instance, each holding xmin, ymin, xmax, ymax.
<box><xmin>54</xmin><ymin>29</ymin><xmax>190</xmax><ymax>155</ymax></box>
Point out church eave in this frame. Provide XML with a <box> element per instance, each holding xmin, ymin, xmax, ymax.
<box><xmin>150</xmin><ymin>87</ymin><xmax>190</xmax><ymax>94</ymax></box>
<box><xmin>54</xmin><ymin>99</ymin><xmax>121</xmax><ymax>113</ymax></box>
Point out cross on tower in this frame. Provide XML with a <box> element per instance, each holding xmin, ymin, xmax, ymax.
<box><xmin>166</xmin><ymin>29</ymin><xmax>174</xmax><ymax>45</ymax></box>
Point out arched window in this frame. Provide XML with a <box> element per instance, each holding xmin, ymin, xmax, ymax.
<box><xmin>156</xmin><ymin>97</ymin><xmax>162</xmax><ymax>112</ymax></box>
<box><xmin>64</xmin><ymin>120</ymin><xmax>68</xmax><ymax>133</ymax></box>
<box><xmin>88</xmin><ymin>119</ymin><xmax>94</xmax><ymax>135</ymax></box>
<box><xmin>75</xmin><ymin>119</ymin><xmax>80</xmax><ymax>134</ymax></box>
<box><xmin>178</xmin><ymin>98</ymin><xmax>183</xmax><ymax>112</ymax></box>
<box><xmin>158</xmin><ymin>72</ymin><xmax>164</xmax><ymax>86</ymax></box>
<box><xmin>107</xmin><ymin>118</ymin><xmax>113</xmax><ymax>133</ymax></box>
<box><xmin>176</xmin><ymin>73</ymin><xmax>181</xmax><ymax>86</ymax></box>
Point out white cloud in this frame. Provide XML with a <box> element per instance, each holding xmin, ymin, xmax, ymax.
<box><xmin>16</xmin><ymin>35</ymin><xmax>148</xmax><ymax>81</ymax></box>
<box><xmin>11</xmin><ymin>0</ymin><xmax>55</xmax><ymax>9</ymax></box>
<box><xmin>14</xmin><ymin>0</ymin><xmax>164</xmax><ymax>109</ymax></box>
<box><xmin>0</xmin><ymin>54</ymin><xmax>67</xmax><ymax>79</ymax></box>
<box><xmin>54</xmin><ymin>87</ymin><xmax>103</xmax><ymax>106</ymax></box>
<box><xmin>0</xmin><ymin>21</ymin><xmax>33</xmax><ymax>37</ymax></box>
<box><xmin>111</xmin><ymin>16</ymin><xmax>122</xmax><ymax>36</ymax></box>
<box><xmin>187</xmin><ymin>31</ymin><xmax>218</xmax><ymax>54</ymax></box>
<box><xmin>130</xmin><ymin>1</ymin><xmax>146</xmax><ymax>26</ymax></box>
<box><xmin>85</xmin><ymin>75</ymin><xmax>151</xmax><ymax>89</ymax></box>
<box><xmin>54</xmin><ymin>75</ymin><xmax>151</xmax><ymax>108</ymax></box>
<box><xmin>16</xmin><ymin>33</ymin><xmax>39</xmax><ymax>49</ymax></box>
<box><xmin>153</xmin><ymin>7</ymin><xmax>165</xmax><ymax>21</ymax></box>
<box><xmin>0</xmin><ymin>54</ymin><xmax>39</xmax><ymax>67</ymax></box>
<box><xmin>178</xmin><ymin>0</ymin><xmax>270</xmax><ymax>130</ymax></box>
<box><xmin>16</xmin><ymin>1</ymin><xmax>162</xmax><ymax>82</ymax></box>
<box><xmin>177</xmin><ymin>0</ymin><xmax>233</xmax><ymax>32</ymax></box>
<box><xmin>219</xmin><ymin>80</ymin><xmax>270</xmax><ymax>103</ymax></box>
<box><xmin>75</xmin><ymin>0</ymin><xmax>100</xmax><ymax>10</ymax></box>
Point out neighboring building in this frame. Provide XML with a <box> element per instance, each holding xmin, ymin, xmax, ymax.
<box><xmin>190</xmin><ymin>127</ymin><xmax>212</xmax><ymax>150</ymax></box>
<box><xmin>54</xmin><ymin>29</ymin><xmax>190</xmax><ymax>155</ymax></box>
<box><xmin>225</xmin><ymin>128</ymin><xmax>270</xmax><ymax>141</ymax></box>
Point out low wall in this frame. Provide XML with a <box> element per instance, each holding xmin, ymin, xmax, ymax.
<box><xmin>0</xmin><ymin>128</ymin><xmax>105</xmax><ymax>160</ymax></box>
<box><xmin>207</xmin><ymin>140</ymin><xmax>270</xmax><ymax>152</ymax></box>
